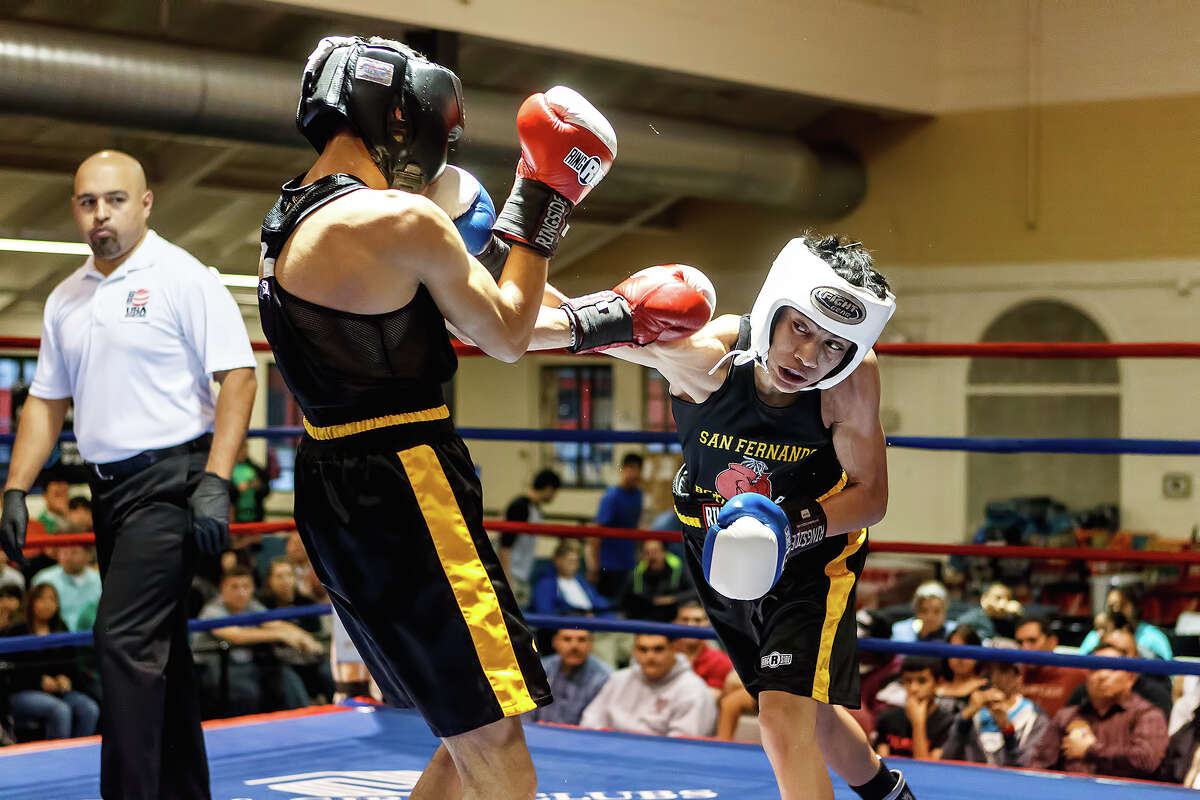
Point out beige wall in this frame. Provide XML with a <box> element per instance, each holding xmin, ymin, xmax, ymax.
<box><xmin>266</xmin><ymin>0</ymin><xmax>938</xmax><ymax>112</ymax></box>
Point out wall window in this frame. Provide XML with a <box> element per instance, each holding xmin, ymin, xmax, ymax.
<box><xmin>541</xmin><ymin>365</ymin><xmax>613</xmax><ymax>487</ymax></box>
<box><xmin>0</xmin><ymin>356</ymin><xmax>85</xmax><ymax>482</ymax></box>
<box><xmin>644</xmin><ymin>368</ymin><xmax>681</xmax><ymax>454</ymax></box>
<box><xmin>266</xmin><ymin>364</ymin><xmax>302</xmax><ymax>492</ymax></box>
<box><xmin>967</xmin><ymin>300</ymin><xmax>1119</xmax><ymax>527</ymax></box>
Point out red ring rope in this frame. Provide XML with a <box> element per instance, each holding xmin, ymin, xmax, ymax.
<box><xmin>1</xmin><ymin>336</ymin><xmax>1199</xmax><ymax>358</ymax></box>
<box><xmin>23</xmin><ymin>519</ymin><xmax>1200</xmax><ymax>565</ymax></box>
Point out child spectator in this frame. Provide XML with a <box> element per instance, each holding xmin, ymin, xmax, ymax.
<box><xmin>936</xmin><ymin>625</ymin><xmax>987</xmax><ymax>712</ymax></box>
<box><xmin>874</xmin><ymin>657</ymin><xmax>957</xmax><ymax>760</ymax></box>
<box><xmin>942</xmin><ymin>647</ymin><xmax>1049</xmax><ymax>767</ymax></box>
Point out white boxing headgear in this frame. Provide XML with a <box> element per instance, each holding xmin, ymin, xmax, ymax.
<box><xmin>712</xmin><ymin>238</ymin><xmax>896</xmax><ymax>390</ymax></box>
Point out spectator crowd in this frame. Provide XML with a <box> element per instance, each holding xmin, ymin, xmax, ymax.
<box><xmin>6</xmin><ymin>459</ymin><xmax>1200</xmax><ymax>793</ymax></box>
<box><xmin>0</xmin><ymin>470</ymin><xmax>338</xmax><ymax>746</ymax></box>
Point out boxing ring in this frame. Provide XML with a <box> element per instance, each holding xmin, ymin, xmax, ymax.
<box><xmin>0</xmin><ymin>337</ymin><xmax>1198</xmax><ymax>798</ymax></box>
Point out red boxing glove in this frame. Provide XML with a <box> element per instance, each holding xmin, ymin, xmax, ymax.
<box><xmin>494</xmin><ymin>86</ymin><xmax>617</xmax><ymax>258</ymax></box>
<box><xmin>562</xmin><ymin>265</ymin><xmax>717</xmax><ymax>353</ymax></box>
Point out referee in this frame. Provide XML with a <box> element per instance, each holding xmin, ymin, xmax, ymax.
<box><xmin>0</xmin><ymin>150</ymin><xmax>256</xmax><ymax>800</ymax></box>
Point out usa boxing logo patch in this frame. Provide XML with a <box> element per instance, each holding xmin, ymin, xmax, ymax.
<box><xmin>124</xmin><ymin>288</ymin><xmax>150</xmax><ymax>319</ymax></box>
<box><xmin>811</xmin><ymin>287</ymin><xmax>865</xmax><ymax>325</ymax></box>
<box><xmin>563</xmin><ymin>146</ymin><xmax>603</xmax><ymax>186</ymax></box>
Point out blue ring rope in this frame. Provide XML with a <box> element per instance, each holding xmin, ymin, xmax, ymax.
<box><xmin>2</xmin><ymin>428</ymin><xmax>1196</xmax><ymax>454</ymax></box>
<box><xmin>2</xmin><ymin>607</ymin><xmax>1193</xmax><ymax>677</ymax></box>
<box><xmin>0</xmin><ymin>604</ymin><xmax>331</xmax><ymax>655</ymax></box>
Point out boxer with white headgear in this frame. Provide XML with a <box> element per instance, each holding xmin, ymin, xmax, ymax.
<box><xmin>527</xmin><ymin>233</ymin><xmax>912</xmax><ymax>800</ymax></box>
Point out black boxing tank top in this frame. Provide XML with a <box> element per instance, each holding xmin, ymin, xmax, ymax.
<box><xmin>258</xmin><ymin>173</ymin><xmax>458</xmax><ymax>427</ymax></box>
<box><xmin>671</xmin><ymin>315</ymin><xmax>846</xmax><ymax>530</ymax></box>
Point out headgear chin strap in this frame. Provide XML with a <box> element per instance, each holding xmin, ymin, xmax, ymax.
<box><xmin>297</xmin><ymin>36</ymin><xmax>464</xmax><ymax>192</ymax></box>
<box><xmin>711</xmin><ymin>238</ymin><xmax>897</xmax><ymax>390</ymax></box>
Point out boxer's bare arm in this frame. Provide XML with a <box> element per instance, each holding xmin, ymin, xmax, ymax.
<box><xmin>529</xmin><ymin>307</ymin><xmax>738</xmax><ymax>402</ymax></box>
<box><xmin>820</xmin><ymin>352</ymin><xmax>888</xmax><ymax>535</ymax></box>
<box><xmin>392</xmin><ymin>195</ymin><xmax>548</xmax><ymax>363</ymax></box>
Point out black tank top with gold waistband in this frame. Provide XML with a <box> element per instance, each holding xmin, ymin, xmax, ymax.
<box><xmin>258</xmin><ymin>173</ymin><xmax>458</xmax><ymax>428</ymax></box>
<box><xmin>671</xmin><ymin>315</ymin><xmax>845</xmax><ymax>530</ymax></box>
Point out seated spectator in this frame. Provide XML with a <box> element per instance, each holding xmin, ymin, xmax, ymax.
<box><xmin>194</xmin><ymin>566</ymin><xmax>322</xmax><ymax>716</ymax></box>
<box><xmin>1065</xmin><ymin>628</ymin><xmax>1171</xmax><ymax>718</ymax></box>
<box><xmin>581</xmin><ymin>633</ymin><xmax>716</xmax><ymax>738</ymax></box>
<box><xmin>848</xmin><ymin>610</ymin><xmax>903</xmax><ymax>739</ymax></box>
<box><xmin>0</xmin><ymin>584</ymin><xmax>23</xmax><ymax>629</ymax></box>
<box><xmin>31</xmin><ymin>545</ymin><xmax>101</xmax><ymax>632</ymax></box>
<box><xmin>257</xmin><ymin>556</ymin><xmax>333</xmax><ymax>702</ymax></box>
<box><xmin>891</xmin><ymin>581</ymin><xmax>956</xmax><ymax>643</ymax></box>
<box><xmin>65</xmin><ymin>496</ymin><xmax>92</xmax><ymax>533</ymax></box>
<box><xmin>530</xmin><ymin>628</ymin><xmax>613</xmax><ymax>725</ymax></box>
<box><xmin>956</xmin><ymin>582</ymin><xmax>1023</xmax><ymax>640</ymax></box>
<box><xmin>942</xmin><ymin>646</ymin><xmax>1049</xmax><ymax>767</ymax></box>
<box><xmin>1015</xmin><ymin>615</ymin><xmax>1088</xmax><ymax>717</ymax></box>
<box><xmin>1078</xmin><ymin>585</ymin><xmax>1171</xmax><ymax>661</ymax></box>
<box><xmin>1</xmin><ymin>583</ymin><xmax>99</xmax><ymax>739</ymax></box>
<box><xmin>716</xmin><ymin>672</ymin><xmax>756</xmax><ymax>741</ymax></box>
<box><xmin>874</xmin><ymin>657</ymin><xmax>957</xmax><ymax>759</ymax></box>
<box><xmin>620</xmin><ymin>539</ymin><xmax>696</xmax><ymax>623</ymax></box>
<box><xmin>671</xmin><ymin>602</ymin><xmax>732</xmax><ymax>699</ymax></box>
<box><xmin>37</xmin><ymin>475</ymin><xmax>70</xmax><ymax>533</ymax></box>
<box><xmin>937</xmin><ymin>625</ymin><xmax>988</xmax><ymax>711</ymax></box>
<box><xmin>0</xmin><ymin>552</ymin><xmax>25</xmax><ymax>593</ymax></box>
<box><xmin>1164</xmin><ymin>697</ymin><xmax>1200</xmax><ymax>787</ymax></box>
<box><xmin>499</xmin><ymin>469</ymin><xmax>561</xmax><ymax>607</ymax></box>
<box><xmin>531</xmin><ymin>541</ymin><xmax>610</xmax><ymax>617</ymax></box>
<box><xmin>285</xmin><ymin>532</ymin><xmax>310</xmax><ymax>586</ymax></box>
<box><xmin>1032</xmin><ymin>642</ymin><xmax>1168</xmax><ymax>779</ymax></box>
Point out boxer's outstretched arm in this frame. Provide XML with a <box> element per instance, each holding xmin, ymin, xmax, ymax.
<box><xmin>820</xmin><ymin>353</ymin><xmax>889</xmax><ymax>535</ymax></box>
<box><xmin>400</xmin><ymin>195</ymin><xmax>548</xmax><ymax>363</ymax></box>
<box><xmin>529</xmin><ymin>307</ymin><xmax>738</xmax><ymax>403</ymax></box>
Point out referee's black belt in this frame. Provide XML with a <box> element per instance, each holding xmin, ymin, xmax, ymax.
<box><xmin>88</xmin><ymin>433</ymin><xmax>213</xmax><ymax>483</ymax></box>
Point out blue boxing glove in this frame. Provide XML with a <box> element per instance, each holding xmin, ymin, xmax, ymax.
<box><xmin>425</xmin><ymin>165</ymin><xmax>511</xmax><ymax>279</ymax></box>
<box><xmin>703</xmin><ymin>492</ymin><xmax>827</xmax><ymax>601</ymax></box>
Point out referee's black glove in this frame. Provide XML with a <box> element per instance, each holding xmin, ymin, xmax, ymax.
<box><xmin>189</xmin><ymin>472</ymin><xmax>232</xmax><ymax>556</ymax></box>
<box><xmin>0</xmin><ymin>489</ymin><xmax>29</xmax><ymax>567</ymax></box>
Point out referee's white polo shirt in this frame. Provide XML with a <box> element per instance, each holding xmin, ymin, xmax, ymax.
<box><xmin>29</xmin><ymin>229</ymin><xmax>255</xmax><ymax>464</ymax></box>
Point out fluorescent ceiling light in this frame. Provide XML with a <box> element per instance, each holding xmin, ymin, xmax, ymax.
<box><xmin>208</xmin><ymin>268</ymin><xmax>260</xmax><ymax>289</ymax></box>
<box><xmin>0</xmin><ymin>237</ymin><xmax>257</xmax><ymax>289</ymax></box>
<box><xmin>0</xmin><ymin>238</ymin><xmax>91</xmax><ymax>256</ymax></box>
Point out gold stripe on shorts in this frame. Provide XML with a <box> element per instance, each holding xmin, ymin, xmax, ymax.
<box><xmin>303</xmin><ymin>405</ymin><xmax>450</xmax><ymax>440</ymax></box>
<box><xmin>397</xmin><ymin>444</ymin><xmax>537</xmax><ymax>717</ymax></box>
<box><xmin>812</xmin><ymin>528</ymin><xmax>867</xmax><ymax>703</ymax></box>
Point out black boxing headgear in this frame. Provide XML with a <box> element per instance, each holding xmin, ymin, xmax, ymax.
<box><xmin>297</xmin><ymin>36</ymin><xmax>464</xmax><ymax>191</ymax></box>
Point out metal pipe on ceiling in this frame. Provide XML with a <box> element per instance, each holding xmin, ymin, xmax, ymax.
<box><xmin>0</xmin><ymin>22</ymin><xmax>864</xmax><ymax>214</ymax></box>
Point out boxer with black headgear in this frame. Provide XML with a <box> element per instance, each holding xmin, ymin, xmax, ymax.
<box><xmin>259</xmin><ymin>36</ymin><xmax>617</xmax><ymax>800</ymax></box>
<box><xmin>527</xmin><ymin>234</ymin><xmax>915</xmax><ymax>800</ymax></box>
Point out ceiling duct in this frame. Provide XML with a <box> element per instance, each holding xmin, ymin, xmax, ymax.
<box><xmin>0</xmin><ymin>22</ymin><xmax>864</xmax><ymax>214</ymax></box>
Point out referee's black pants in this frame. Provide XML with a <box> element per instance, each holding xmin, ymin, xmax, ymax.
<box><xmin>90</xmin><ymin>448</ymin><xmax>211</xmax><ymax>800</ymax></box>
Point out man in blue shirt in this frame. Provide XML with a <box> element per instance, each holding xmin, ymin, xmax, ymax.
<box><xmin>31</xmin><ymin>545</ymin><xmax>102</xmax><ymax>632</ymax></box>
<box><xmin>531</xmin><ymin>628</ymin><xmax>612</xmax><ymax>725</ymax></box>
<box><xmin>587</xmin><ymin>452</ymin><xmax>644</xmax><ymax>600</ymax></box>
